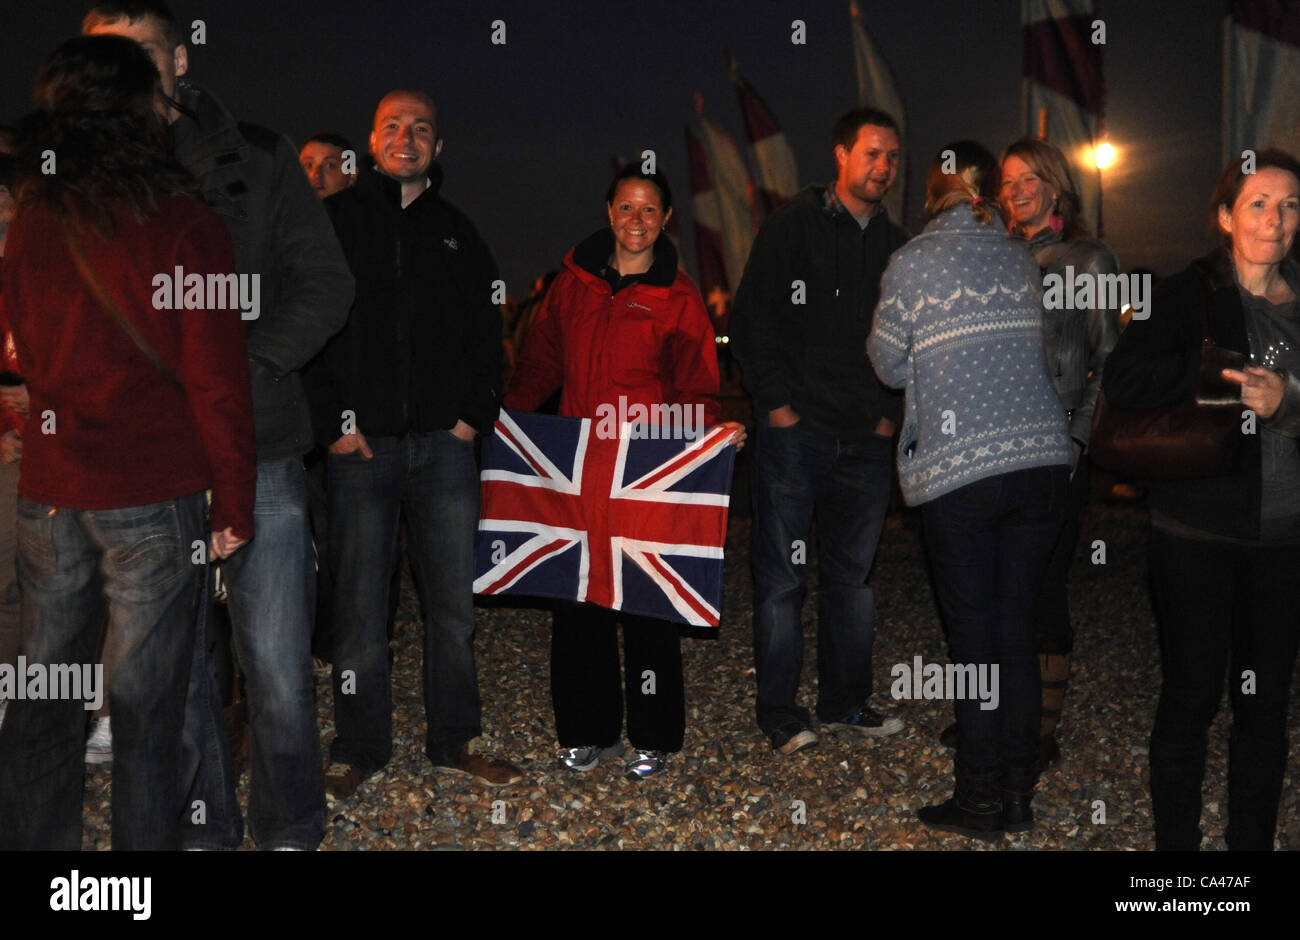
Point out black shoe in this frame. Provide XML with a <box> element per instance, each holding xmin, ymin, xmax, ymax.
<box><xmin>939</xmin><ymin>722</ymin><xmax>958</xmax><ymax>749</ymax></box>
<box><xmin>917</xmin><ymin>771</ymin><xmax>1003</xmax><ymax>841</ymax></box>
<box><xmin>1039</xmin><ymin>733</ymin><xmax>1061</xmax><ymax>770</ymax></box>
<box><xmin>1002</xmin><ymin>765</ymin><xmax>1038</xmax><ymax>833</ymax></box>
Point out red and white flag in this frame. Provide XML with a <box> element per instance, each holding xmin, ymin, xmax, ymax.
<box><xmin>685</xmin><ymin>96</ymin><xmax>758</xmax><ymax>300</ymax></box>
<box><xmin>1222</xmin><ymin>1</ymin><xmax>1300</xmax><ymax>165</ymax></box>
<box><xmin>728</xmin><ymin>51</ymin><xmax>798</xmax><ymax>217</ymax></box>
<box><xmin>850</xmin><ymin>0</ymin><xmax>906</xmax><ymax>224</ymax></box>
<box><xmin>1021</xmin><ymin>0</ymin><xmax>1106</xmax><ymax>235</ymax></box>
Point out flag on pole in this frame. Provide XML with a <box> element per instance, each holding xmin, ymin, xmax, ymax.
<box><xmin>1222</xmin><ymin>1</ymin><xmax>1300</xmax><ymax>166</ymax></box>
<box><xmin>474</xmin><ymin>410</ymin><xmax>737</xmax><ymax>627</ymax></box>
<box><xmin>728</xmin><ymin>51</ymin><xmax>799</xmax><ymax>216</ymax></box>
<box><xmin>685</xmin><ymin>94</ymin><xmax>758</xmax><ymax>301</ymax></box>
<box><xmin>850</xmin><ymin>0</ymin><xmax>906</xmax><ymax>224</ymax></box>
<box><xmin>1021</xmin><ymin>0</ymin><xmax>1106</xmax><ymax>235</ymax></box>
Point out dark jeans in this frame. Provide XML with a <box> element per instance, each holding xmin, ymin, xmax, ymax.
<box><xmin>1147</xmin><ymin>528</ymin><xmax>1300</xmax><ymax>851</ymax></box>
<box><xmin>0</xmin><ymin>492</ymin><xmax>207</xmax><ymax>850</ymax></box>
<box><xmin>551</xmin><ymin>602</ymin><xmax>684</xmax><ymax>752</ymax></box>
<box><xmin>921</xmin><ymin>466</ymin><xmax>1068</xmax><ymax>775</ymax></box>
<box><xmin>750</xmin><ymin>420</ymin><xmax>893</xmax><ymax>737</ymax></box>
<box><xmin>186</xmin><ymin>457</ymin><xmax>324</xmax><ymax>850</ymax></box>
<box><xmin>327</xmin><ymin>431</ymin><xmax>482</xmax><ymax>770</ymax></box>
<box><xmin>1034</xmin><ymin>455</ymin><xmax>1091</xmax><ymax>654</ymax></box>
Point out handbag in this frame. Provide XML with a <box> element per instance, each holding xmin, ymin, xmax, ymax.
<box><xmin>1089</xmin><ymin>274</ymin><xmax>1245</xmax><ymax>481</ymax></box>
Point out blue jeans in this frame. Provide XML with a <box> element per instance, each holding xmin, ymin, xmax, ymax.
<box><xmin>0</xmin><ymin>492</ymin><xmax>207</xmax><ymax>850</ymax></box>
<box><xmin>184</xmin><ymin>457</ymin><xmax>324</xmax><ymax>850</ymax></box>
<box><xmin>327</xmin><ymin>431</ymin><xmax>482</xmax><ymax>769</ymax></box>
<box><xmin>749</xmin><ymin>421</ymin><xmax>894</xmax><ymax>737</ymax></box>
<box><xmin>920</xmin><ymin>466</ymin><xmax>1068</xmax><ymax>775</ymax></box>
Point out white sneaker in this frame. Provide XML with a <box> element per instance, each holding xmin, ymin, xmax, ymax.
<box><xmin>85</xmin><ymin>716</ymin><xmax>113</xmax><ymax>766</ymax></box>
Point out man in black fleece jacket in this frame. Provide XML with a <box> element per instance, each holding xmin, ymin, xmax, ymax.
<box><xmin>306</xmin><ymin>90</ymin><xmax>520</xmax><ymax>796</ymax></box>
<box><xmin>731</xmin><ymin>107</ymin><xmax>908</xmax><ymax>756</ymax></box>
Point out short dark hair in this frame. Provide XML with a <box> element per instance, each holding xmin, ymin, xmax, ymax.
<box><xmin>82</xmin><ymin>1</ymin><xmax>182</xmax><ymax>50</ymax></box>
<box><xmin>1209</xmin><ymin>147</ymin><xmax>1300</xmax><ymax>247</ymax></box>
<box><xmin>832</xmin><ymin>107</ymin><xmax>900</xmax><ymax>153</ymax></box>
<box><xmin>305</xmin><ymin>132</ymin><xmax>355</xmax><ymax>153</ymax></box>
<box><xmin>605</xmin><ymin>162</ymin><xmax>672</xmax><ymax>213</ymax></box>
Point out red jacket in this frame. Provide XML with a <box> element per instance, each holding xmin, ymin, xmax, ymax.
<box><xmin>2</xmin><ymin>196</ymin><xmax>256</xmax><ymax>537</ymax></box>
<box><xmin>506</xmin><ymin>230</ymin><xmax>720</xmax><ymax>427</ymax></box>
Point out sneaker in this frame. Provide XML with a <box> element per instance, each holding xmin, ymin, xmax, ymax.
<box><xmin>625</xmin><ymin>749</ymin><xmax>667</xmax><ymax>779</ymax></box>
<box><xmin>559</xmin><ymin>743</ymin><xmax>625</xmax><ymax>772</ymax></box>
<box><xmin>824</xmin><ymin>703</ymin><xmax>903</xmax><ymax>737</ymax></box>
<box><xmin>770</xmin><ymin>722</ymin><xmax>819</xmax><ymax>756</ymax></box>
<box><xmin>85</xmin><ymin>716</ymin><xmax>113</xmax><ymax>766</ymax></box>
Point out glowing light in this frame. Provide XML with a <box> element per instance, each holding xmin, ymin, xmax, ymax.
<box><xmin>1094</xmin><ymin>142</ymin><xmax>1116</xmax><ymax>169</ymax></box>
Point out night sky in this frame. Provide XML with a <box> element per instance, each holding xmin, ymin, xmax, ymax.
<box><xmin>2</xmin><ymin>0</ymin><xmax>1224</xmax><ymax>296</ymax></box>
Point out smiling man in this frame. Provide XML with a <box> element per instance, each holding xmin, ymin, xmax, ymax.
<box><xmin>304</xmin><ymin>90</ymin><xmax>520</xmax><ymax>797</ymax></box>
<box><xmin>730</xmin><ymin>107</ymin><xmax>909</xmax><ymax>757</ymax></box>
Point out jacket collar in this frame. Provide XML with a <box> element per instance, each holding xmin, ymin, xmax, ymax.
<box><xmin>356</xmin><ymin>161</ymin><xmax>445</xmax><ymax>211</ymax></box>
<box><xmin>566</xmin><ymin>227</ymin><xmax>678</xmax><ymax>291</ymax></box>
<box><xmin>172</xmin><ymin>81</ymin><xmax>246</xmax><ymax>173</ymax></box>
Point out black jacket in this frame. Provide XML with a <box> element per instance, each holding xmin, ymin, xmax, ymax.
<box><xmin>730</xmin><ymin>185</ymin><xmax>908</xmax><ymax>438</ymax></box>
<box><xmin>172</xmin><ymin>81</ymin><xmax>353</xmax><ymax>461</ymax></box>
<box><xmin>1102</xmin><ymin>250</ymin><xmax>1300</xmax><ymax>540</ymax></box>
<box><xmin>307</xmin><ymin>166</ymin><xmax>502</xmax><ymax>444</ymax></box>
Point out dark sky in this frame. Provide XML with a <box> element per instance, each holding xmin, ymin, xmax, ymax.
<box><xmin>2</xmin><ymin>0</ymin><xmax>1224</xmax><ymax>296</ymax></box>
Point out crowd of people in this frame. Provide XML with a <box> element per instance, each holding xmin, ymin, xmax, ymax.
<box><xmin>0</xmin><ymin>0</ymin><xmax>1295</xmax><ymax>852</ymax></box>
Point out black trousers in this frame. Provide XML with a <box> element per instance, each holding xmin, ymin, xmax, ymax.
<box><xmin>1033</xmin><ymin>455</ymin><xmax>1092</xmax><ymax>654</ymax></box>
<box><xmin>1147</xmin><ymin>528</ymin><xmax>1300</xmax><ymax>850</ymax></box>
<box><xmin>550</xmin><ymin>602</ymin><xmax>685</xmax><ymax>752</ymax></box>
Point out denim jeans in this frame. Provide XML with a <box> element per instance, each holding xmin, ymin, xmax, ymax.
<box><xmin>184</xmin><ymin>457</ymin><xmax>324</xmax><ymax>850</ymax></box>
<box><xmin>327</xmin><ymin>431</ymin><xmax>482</xmax><ymax>769</ymax></box>
<box><xmin>920</xmin><ymin>466</ymin><xmax>1068</xmax><ymax>775</ymax></box>
<box><xmin>749</xmin><ymin>420</ymin><xmax>894</xmax><ymax>737</ymax></box>
<box><xmin>1147</xmin><ymin>528</ymin><xmax>1300</xmax><ymax>851</ymax></box>
<box><xmin>0</xmin><ymin>492</ymin><xmax>206</xmax><ymax>850</ymax></box>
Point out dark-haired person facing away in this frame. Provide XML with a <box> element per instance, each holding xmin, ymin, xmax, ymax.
<box><xmin>0</xmin><ymin>35</ymin><xmax>255</xmax><ymax>850</ymax></box>
<box><xmin>305</xmin><ymin>89</ymin><xmax>521</xmax><ymax>799</ymax></box>
<box><xmin>83</xmin><ymin>0</ymin><xmax>353</xmax><ymax>850</ymax></box>
<box><xmin>730</xmin><ymin>107</ymin><xmax>908</xmax><ymax>757</ymax></box>
<box><xmin>1103</xmin><ymin>149</ymin><xmax>1300</xmax><ymax>850</ymax></box>
<box><xmin>869</xmin><ymin>141</ymin><xmax>1071</xmax><ymax>839</ymax></box>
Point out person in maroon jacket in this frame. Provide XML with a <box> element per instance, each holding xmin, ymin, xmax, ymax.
<box><xmin>0</xmin><ymin>35</ymin><xmax>255</xmax><ymax>850</ymax></box>
<box><xmin>507</xmin><ymin>164</ymin><xmax>743</xmax><ymax>778</ymax></box>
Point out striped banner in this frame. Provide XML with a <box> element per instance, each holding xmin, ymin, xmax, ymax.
<box><xmin>1022</xmin><ymin>0</ymin><xmax>1106</xmax><ymax>235</ymax></box>
<box><xmin>728</xmin><ymin>51</ymin><xmax>799</xmax><ymax>217</ymax></box>
<box><xmin>1222</xmin><ymin>0</ymin><xmax>1300</xmax><ymax>166</ymax></box>
<box><xmin>685</xmin><ymin>98</ymin><xmax>758</xmax><ymax>301</ymax></box>
<box><xmin>850</xmin><ymin>0</ymin><xmax>906</xmax><ymax>224</ymax></box>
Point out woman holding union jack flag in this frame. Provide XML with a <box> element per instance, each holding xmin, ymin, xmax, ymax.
<box><xmin>506</xmin><ymin>164</ymin><xmax>744</xmax><ymax>779</ymax></box>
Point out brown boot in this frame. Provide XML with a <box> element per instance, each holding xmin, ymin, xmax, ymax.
<box><xmin>1039</xmin><ymin>653</ymin><xmax>1070</xmax><ymax>769</ymax></box>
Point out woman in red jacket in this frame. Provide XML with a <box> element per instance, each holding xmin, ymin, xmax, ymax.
<box><xmin>507</xmin><ymin>165</ymin><xmax>742</xmax><ymax>778</ymax></box>
<box><xmin>0</xmin><ymin>35</ymin><xmax>255</xmax><ymax>849</ymax></box>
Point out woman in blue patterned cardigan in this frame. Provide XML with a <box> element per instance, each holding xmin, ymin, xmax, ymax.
<box><xmin>867</xmin><ymin>141</ymin><xmax>1072</xmax><ymax>840</ymax></box>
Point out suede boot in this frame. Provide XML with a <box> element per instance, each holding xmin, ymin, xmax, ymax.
<box><xmin>917</xmin><ymin>767</ymin><xmax>1003</xmax><ymax>841</ymax></box>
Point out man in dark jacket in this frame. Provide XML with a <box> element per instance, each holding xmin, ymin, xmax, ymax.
<box><xmin>306</xmin><ymin>89</ymin><xmax>521</xmax><ymax>797</ymax></box>
<box><xmin>85</xmin><ymin>1</ymin><xmax>353</xmax><ymax>850</ymax></box>
<box><xmin>730</xmin><ymin>107</ymin><xmax>908</xmax><ymax>756</ymax></box>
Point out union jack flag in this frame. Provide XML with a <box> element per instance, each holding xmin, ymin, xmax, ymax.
<box><xmin>474</xmin><ymin>409</ymin><xmax>737</xmax><ymax>626</ymax></box>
